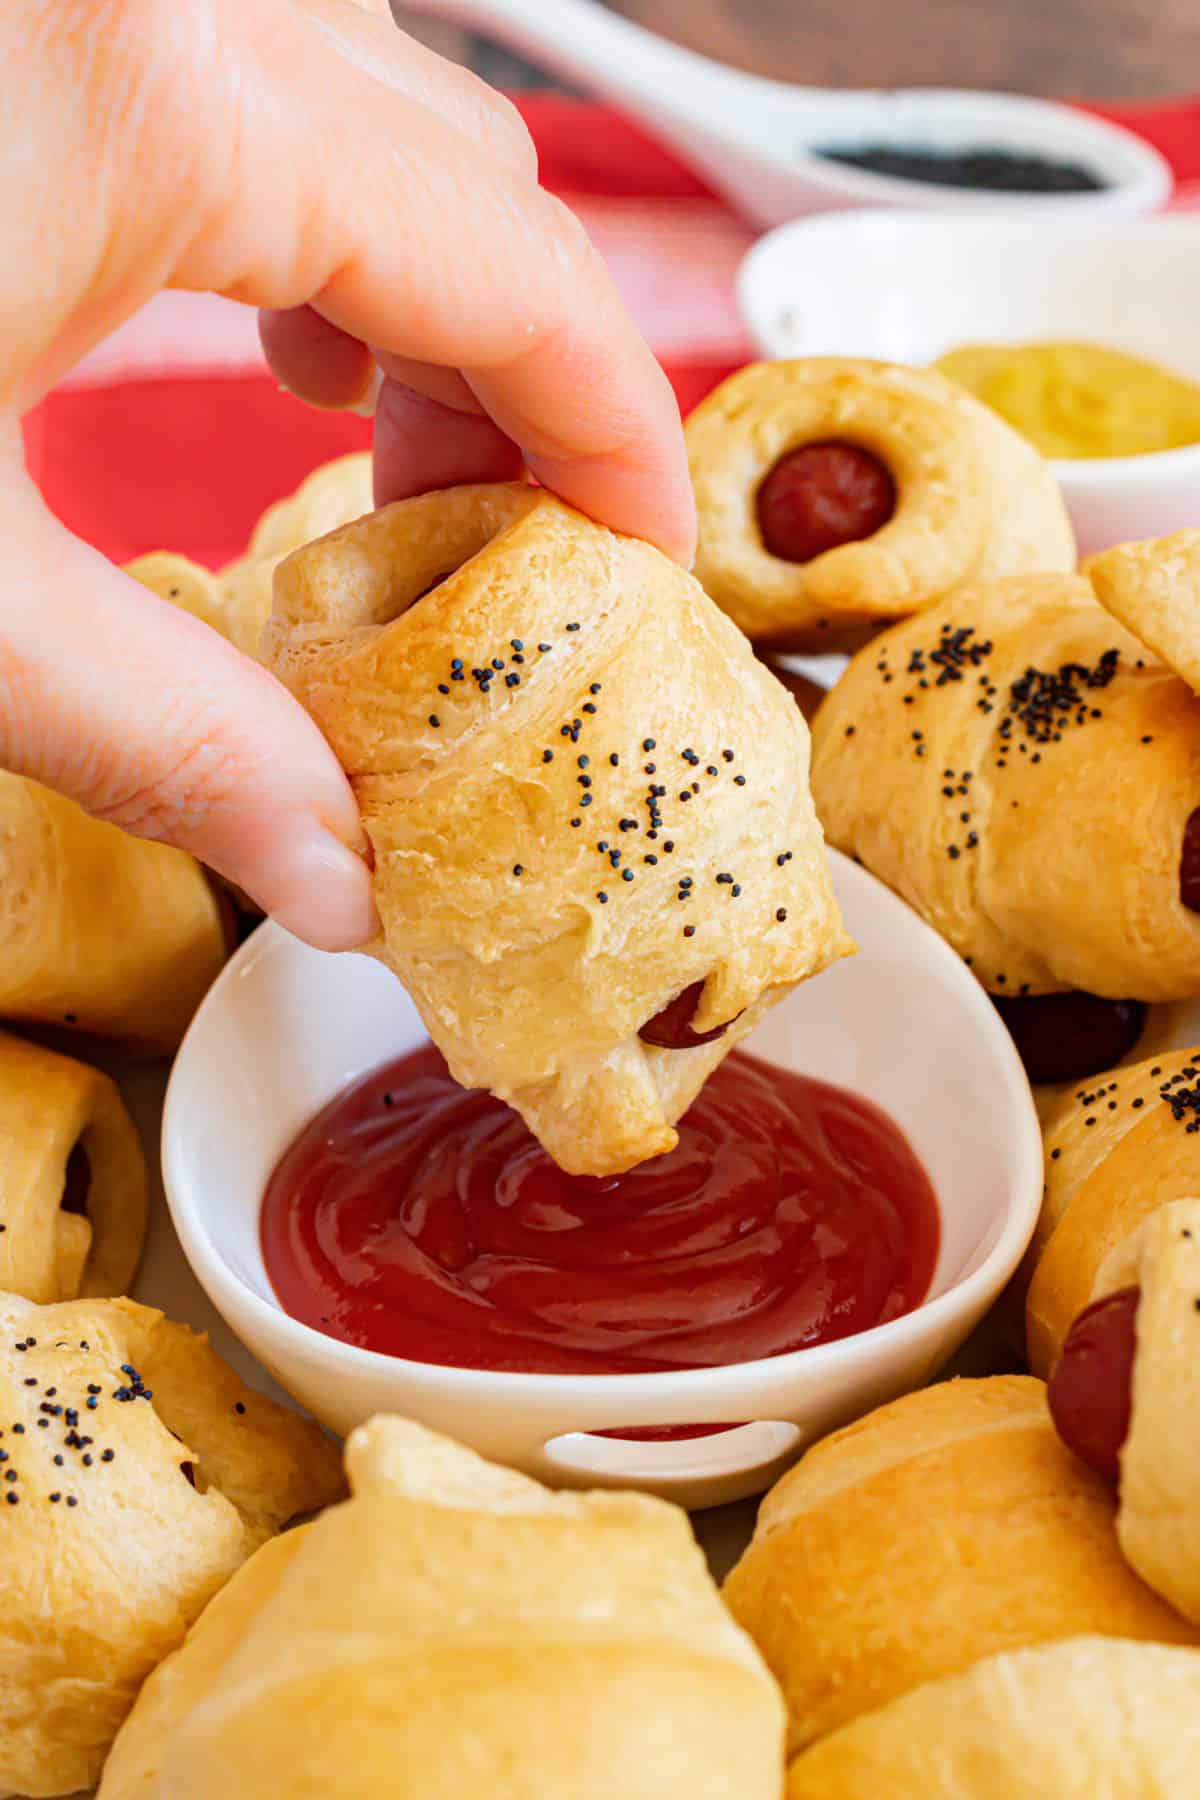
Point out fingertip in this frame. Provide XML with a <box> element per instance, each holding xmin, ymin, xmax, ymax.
<box><xmin>251</xmin><ymin>824</ymin><xmax>382</xmax><ymax>952</ymax></box>
<box><xmin>258</xmin><ymin>306</ymin><xmax>376</xmax><ymax>410</ymax></box>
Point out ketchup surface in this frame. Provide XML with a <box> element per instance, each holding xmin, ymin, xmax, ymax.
<box><xmin>261</xmin><ymin>1045</ymin><xmax>939</xmax><ymax>1376</ymax></box>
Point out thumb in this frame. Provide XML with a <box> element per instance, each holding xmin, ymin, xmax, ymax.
<box><xmin>0</xmin><ymin>445</ymin><xmax>377</xmax><ymax>952</ymax></box>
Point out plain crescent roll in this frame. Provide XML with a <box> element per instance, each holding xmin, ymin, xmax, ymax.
<box><xmin>99</xmin><ymin>1415</ymin><xmax>786</xmax><ymax>1800</ymax></box>
<box><xmin>685</xmin><ymin>358</ymin><xmax>1075</xmax><ymax>650</ymax></box>
<box><xmin>722</xmin><ymin>1376</ymin><xmax>1197</xmax><ymax>1758</ymax></box>
<box><xmin>812</xmin><ymin>572</ymin><xmax>1200</xmax><ymax>1000</ymax></box>
<box><xmin>0</xmin><ymin>1292</ymin><xmax>344</xmax><ymax>1799</ymax></box>
<box><xmin>0</xmin><ymin>1030</ymin><xmax>146</xmax><ymax>1304</ymax></box>
<box><xmin>0</xmin><ymin>774</ymin><xmax>228</xmax><ymax>1053</ymax></box>
<box><xmin>264</xmin><ymin>482</ymin><xmax>852</xmax><ymax>1176</ymax></box>
<box><xmin>1028</xmin><ymin>1045</ymin><xmax>1200</xmax><ymax>1376</ymax></box>
<box><xmin>786</xmin><ymin>1636</ymin><xmax>1200</xmax><ymax>1798</ymax></box>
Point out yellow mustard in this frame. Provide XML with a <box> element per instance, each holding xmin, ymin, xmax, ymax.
<box><xmin>933</xmin><ymin>341</ymin><xmax>1200</xmax><ymax>460</ymax></box>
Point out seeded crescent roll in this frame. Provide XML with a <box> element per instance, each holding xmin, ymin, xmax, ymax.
<box><xmin>0</xmin><ymin>1030</ymin><xmax>146</xmax><ymax>1304</ymax></box>
<box><xmin>1028</xmin><ymin>1045</ymin><xmax>1200</xmax><ymax>1375</ymax></box>
<box><xmin>98</xmin><ymin>1415</ymin><xmax>785</xmax><ymax>1800</ymax></box>
<box><xmin>723</xmin><ymin>1376</ymin><xmax>1197</xmax><ymax>1759</ymax></box>
<box><xmin>786</xmin><ymin>1636</ymin><xmax>1200</xmax><ymax>1798</ymax></box>
<box><xmin>685</xmin><ymin>358</ymin><xmax>1075</xmax><ymax>651</ymax></box>
<box><xmin>0</xmin><ymin>774</ymin><xmax>227</xmax><ymax>1054</ymax></box>
<box><xmin>812</xmin><ymin>571</ymin><xmax>1200</xmax><ymax>1001</ymax></box>
<box><xmin>263</xmin><ymin>482</ymin><xmax>852</xmax><ymax>1177</ymax></box>
<box><xmin>0</xmin><ymin>1292</ymin><xmax>344</xmax><ymax>1798</ymax></box>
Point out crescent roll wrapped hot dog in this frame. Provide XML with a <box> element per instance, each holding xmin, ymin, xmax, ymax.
<box><xmin>723</xmin><ymin>1376</ymin><xmax>1196</xmax><ymax>1760</ymax></box>
<box><xmin>128</xmin><ymin>452</ymin><xmax>374</xmax><ymax>659</ymax></box>
<box><xmin>0</xmin><ymin>1030</ymin><xmax>146</xmax><ymax>1303</ymax></box>
<box><xmin>786</xmin><ymin>1636</ymin><xmax>1200</xmax><ymax>1798</ymax></box>
<box><xmin>0</xmin><ymin>1291</ymin><xmax>344</xmax><ymax>1799</ymax></box>
<box><xmin>0</xmin><ymin>775</ymin><xmax>228</xmax><ymax>1053</ymax></box>
<box><xmin>1027</xmin><ymin>1045</ymin><xmax>1200</xmax><ymax>1375</ymax></box>
<box><xmin>812</xmin><ymin>570</ymin><xmax>1200</xmax><ymax>1086</ymax></box>
<box><xmin>1049</xmin><ymin>1197</ymin><xmax>1200</xmax><ymax>1628</ymax></box>
<box><xmin>264</xmin><ymin>482</ymin><xmax>852</xmax><ymax>1177</ymax></box>
<box><xmin>99</xmin><ymin>1416</ymin><xmax>785</xmax><ymax>1800</ymax></box>
<box><xmin>685</xmin><ymin>358</ymin><xmax>1075</xmax><ymax>651</ymax></box>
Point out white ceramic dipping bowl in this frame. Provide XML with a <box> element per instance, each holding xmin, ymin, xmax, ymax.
<box><xmin>738</xmin><ymin>210</ymin><xmax>1200</xmax><ymax>558</ymax></box>
<box><xmin>163</xmin><ymin>851</ymin><xmax>1041</xmax><ymax>1509</ymax></box>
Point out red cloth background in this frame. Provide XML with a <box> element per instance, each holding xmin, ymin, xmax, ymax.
<box><xmin>25</xmin><ymin>95</ymin><xmax>1200</xmax><ymax>571</ymax></box>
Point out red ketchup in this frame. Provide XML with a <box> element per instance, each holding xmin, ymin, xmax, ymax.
<box><xmin>756</xmin><ymin>442</ymin><xmax>896</xmax><ymax>565</ymax></box>
<box><xmin>261</xmin><ymin>1045</ymin><xmax>939</xmax><ymax>1377</ymax></box>
<box><xmin>1047</xmin><ymin>1286</ymin><xmax>1140</xmax><ymax>1484</ymax></box>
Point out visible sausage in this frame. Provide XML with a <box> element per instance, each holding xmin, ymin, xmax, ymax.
<box><xmin>639</xmin><ymin>980</ymin><xmax>738</xmax><ymax>1050</ymax></box>
<box><xmin>992</xmin><ymin>992</ymin><xmax>1145</xmax><ymax>1086</ymax></box>
<box><xmin>755</xmin><ymin>442</ymin><xmax>896</xmax><ymax>565</ymax></box>
<box><xmin>1181</xmin><ymin>806</ymin><xmax>1200</xmax><ymax>913</ymax></box>
<box><xmin>1046</xmin><ymin>1285</ymin><xmax>1139</xmax><ymax>1484</ymax></box>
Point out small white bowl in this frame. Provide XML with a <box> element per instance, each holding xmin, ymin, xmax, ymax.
<box><xmin>162</xmin><ymin>851</ymin><xmax>1041</xmax><ymax>1509</ymax></box>
<box><xmin>738</xmin><ymin>210</ymin><xmax>1200</xmax><ymax>556</ymax></box>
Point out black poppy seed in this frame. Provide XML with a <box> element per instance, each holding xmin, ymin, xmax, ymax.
<box><xmin>512</xmin><ymin>865</ymin><xmax>524</xmax><ymax>878</ymax></box>
<box><xmin>722</xmin><ymin>749</ymin><xmax>735</xmax><ymax>763</ymax></box>
<box><xmin>102</xmin><ymin>1447</ymin><xmax>115</xmax><ymax>1461</ymax></box>
<box><xmin>48</xmin><ymin>1492</ymin><xmax>60</xmax><ymax>1504</ymax></box>
<box><xmin>597</xmin><ymin>891</ymin><xmax>608</xmax><ymax>904</ymax></box>
<box><xmin>845</xmin><ymin>726</ymin><xmax>856</xmax><ymax>738</ymax></box>
<box><xmin>12</xmin><ymin>1426</ymin><xmax>23</xmax><ymax>1434</ymax></box>
<box><xmin>1152</xmin><ymin>1067</ymin><xmax>1163</xmax><ymax>1076</ymax></box>
<box><xmin>512</xmin><ymin>654</ymin><xmax>525</xmax><ymax>665</ymax></box>
<box><xmin>610</xmin><ymin>753</ymin><xmax>619</xmax><ymax>767</ymax></box>
<box><xmin>542</xmin><ymin>750</ymin><xmax>553</xmax><ymax>764</ymax></box>
<box><xmin>732</xmin><ymin>884</ymin><xmax>742</xmax><ymax>896</ymax></box>
<box><xmin>437</xmin><ymin>683</ymin><xmax>450</xmax><ymax>696</ymax></box>
<box><xmin>428</xmin><ymin>714</ymin><xmax>440</xmax><ymax>729</ymax></box>
<box><xmin>0</xmin><ymin>1451</ymin><xmax>5</xmax><ymax>1462</ymax></box>
<box><xmin>570</xmin><ymin>818</ymin><xmax>581</xmax><ymax>828</ymax></box>
<box><xmin>583</xmin><ymin>702</ymin><xmax>597</xmax><ymax>714</ymax></box>
<box><xmin>664</xmin><ymin>841</ymin><xmax>675</xmax><ymax>853</ymax></box>
<box><xmin>580</xmin><ymin>795</ymin><xmax>592</xmax><ymax>807</ymax></box>
<box><xmin>538</xmin><ymin>642</ymin><xmax>551</xmax><ymax>653</ymax></box>
<box><xmin>505</xmin><ymin>673</ymin><xmax>521</xmax><ymax>688</ymax></box>
<box><xmin>776</xmin><ymin>908</ymin><xmax>787</xmax><ymax>922</ymax></box>
<box><xmin>589</xmin><ymin>683</ymin><xmax>602</xmax><ymax>695</ymax></box>
<box><xmin>5</xmin><ymin>1493</ymin><xmax>17</xmax><ymax>1506</ymax></box>
<box><xmin>566</xmin><ymin>622</ymin><xmax>580</xmax><ymax>632</ymax></box>
<box><xmin>996</xmin><ymin>974</ymin><xmax>1007</xmax><ymax>985</ymax></box>
<box><xmin>622</xmin><ymin>868</ymin><xmax>634</xmax><ymax>882</ymax></box>
<box><xmin>66</xmin><ymin>1496</ymin><xmax>76</xmax><ymax>1507</ymax></box>
<box><xmin>1142</xmin><ymin>736</ymin><xmax>1153</xmax><ymax>744</ymax></box>
<box><xmin>609</xmin><ymin>850</ymin><xmax>621</xmax><ymax>867</ymax></box>
<box><xmin>643</xmin><ymin>738</ymin><xmax>656</xmax><ymax>751</ymax></box>
<box><xmin>683</xmin><ymin>924</ymin><xmax>696</xmax><ymax>938</ymax></box>
<box><xmin>1109</xmin><ymin>1101</ymin><xmax>1118</xmax><ymax>1111</ymax></box>
<box><xmin>679</xmin><ymin>790</ymin><xmax>691</xmax><ymax>802</ymax></box>
<box><xmin>4</xmin><ymin>1470</ymin><xmax>16</xmax><ymax>1483</ymax></box>
<box><xmin>82</xmin><ymin>1454</ymin><xmax>92</xmax><ymax>1466</ymax></box>
<box><xmin>647</xmin><ymin>830</ymin><xmax>659</xmax><ymax>840</ymax></box>
<box><xmin>1085</xmin><ymin>1116</ymin><xmax>1096</xmax><ymax>1127</ymax></box>
<box><xmin>597</xmin><ymin>840</ymin><xmax>609</xmax><ymax>852</ymax></box>
<box><xmin>578</xmin><ymin>775</ymin><xmax>592</xmax><ymax>789</ymax></box>
<box><xmin>1051</xmin><ymin>1147</ymin><xmax>1062</xmax><ymax>1160</ymax></box>
<box><xmin>733</xmin><ymin>774</ymin><xmax>747</xmax><ymax>786</ymax></box>
<box><xmin>1133</xmin><ymin>1097</ymin><xmax>1145</xmax><ymax>1109</ymax></box>
<box><xmin>560</xmin><ymin>726</ymin><xmax>571</xmax><ymax>738</ymax></box>
<box><xmin>53</xmin><ymin>1455</ymin><xmax>62</xmax><ymax>1466</ymax></box>
<box><xmin>22</xmin><ymin>1378</ymin><xmax>35</xmax><ymax>1388</ymax></box>
<box><xmin>491</xmin><ymin>658</ymin><xmax>505</xmax><ymax>672</ymax></box>
<box><xmin>619</xmin><ymin>818</ymin><xmax>638</xmax><ymax>832</ymax></box>
<box><xmin>947</xmin><ymin>845</ymin><xmax>961</xmax><ymax>860</ymax></box>
<box><xmin>645</xmin><ymin>854</ymin><xmax>658</xmax><ymax>865</ymax></box>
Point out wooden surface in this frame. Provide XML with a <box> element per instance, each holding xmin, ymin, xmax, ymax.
<box><xmin>394</xmin><ymin>0</ymin><xmax>1200</xmax><ymax>101</ymax></box>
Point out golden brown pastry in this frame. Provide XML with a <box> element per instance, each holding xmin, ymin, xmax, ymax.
<box><xmin>264</xmin><ymin>482</ymin><xmax>852</xmax><ymax>1176</ymax></box>
<box><xmin>812</xmin><ymin>573</ymin><xmax>1200</xmax><ymax>1076</ymax></box>
<box><xmin>1090</xmin><ymin>528</ymin><xmax>1200</xmax><ymax>693</ymax></box>
<box><xmin>0</xmin><ymin>775</ymin><xmax>228</xmax><ymax>1054</ymax></box>
<box><xmin>723</xmin><ymin>1376</ymin><xmax>1196</xmax><ymax>1758</ymax></box>
<box><xmin>128</xmin><ymin>453</ymin><xmax>373</xmax><ymax>660</ymax></box>
<box><xmin>786</xmin><ymin>1636</ymin><xmax>1200</xmax><ymax>1797</ymax></box>
<box><xmin>685</xmin><ymin>358</ymin><xmax>1075</xmax><ymax>651</ymax></box>
<box><xmin>0</xmin><ymin>1030</ymin><xmax>146</xmax><ymax>1304</ymax></box>
<box><xmin>0</xmin><ymin>1291</ymin><xmax>344</xmax><ymax>1798</ymax></box>
<box><xmin>99</xmin><ymin>1415</ymin><xmax>785</xmax><ymax>1800</ymax></box>
<box><xmin>1028</xmin><ymin>1045</ymin><xmax>1200</xmax><ymax>1375</ymax></box>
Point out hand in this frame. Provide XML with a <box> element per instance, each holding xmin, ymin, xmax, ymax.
<box><xmin>0</xmin><ymin>0</ymin><xmax>694</xmax><ymax>949</ymax></box>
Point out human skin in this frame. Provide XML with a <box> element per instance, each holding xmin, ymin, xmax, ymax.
<box><xmin>0</xmin><ymin>0</ymin><xmax>694</xmax><ymax>948</ymax></box>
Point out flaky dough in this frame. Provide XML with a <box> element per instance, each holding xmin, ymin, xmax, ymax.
<box><xmin>0</xmin><ymin>775</ymin><xmax>227</xmax><ymax>1054</ymax></box>
<box><xmin>787</xmin><ymin>1636</ymin><xmax>1200</xmax><ymax>1798</ymax></box>
<box><xmin>0</xmin><ymin>1293</ymin><xmax>344</xmax><ymax>1798</ymax></box>
<box><xmin>686</xmin><ymin>358</ymin><xmax>1075</xmax><ymax>650</ymax></box>
<box><xmin>99</xmin><ymin>1415</ymin><xmax>785</xmax><ymax>1800</ymax></box>
<box><xmin>1029</xmin><ymin>1046</ymin><xmax>1200</xmax><ymax>1375</ymax></box>
<box><xmin>264</xmin><ymin>482</ymin><xmax>852</xmax><ymax>1175</ymax></box>
<box><xmin>723</xmin><ymin>1376</ymin><xmax>1196</xmax><ymax>1757</ymax></box>
<box><xmin>813</xmin><ymin>572</ymin><xmax>1200</xmax><ymax>999</ymax></box>
<box><xmin>0</xmin><ymin>1030</ymin><xmax>146</xmax><ymax>1304</ymax></box>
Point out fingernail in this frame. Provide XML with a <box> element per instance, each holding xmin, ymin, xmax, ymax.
<box><xmin>347</xmin><ymin>362</ymin><xmax>384</xmax><ymax>418</ymax></box>
<box><xmin>267</xmin><ymin>828</ymin><xmax>381</xmax><ymax>951</ymax></box>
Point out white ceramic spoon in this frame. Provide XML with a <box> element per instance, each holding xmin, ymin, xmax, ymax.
<box><xmin>413</xmin><ymin>0</ymin><xmax>1171</xmax><ymax>224</ymax></box>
